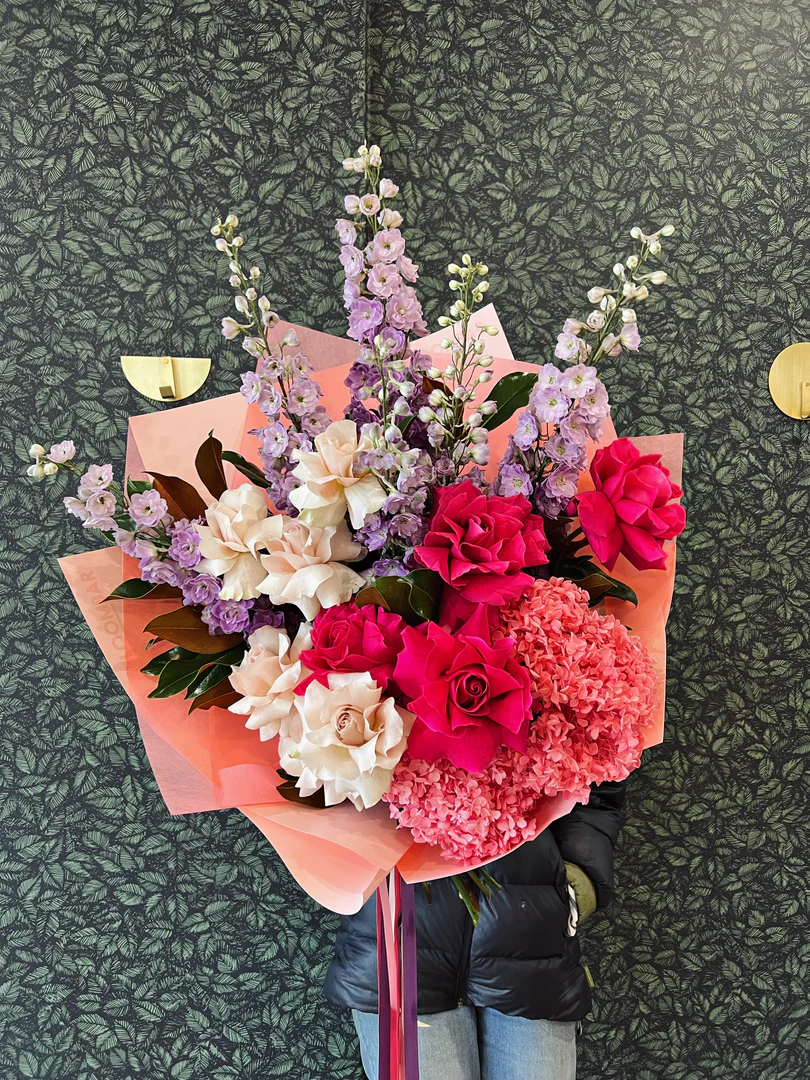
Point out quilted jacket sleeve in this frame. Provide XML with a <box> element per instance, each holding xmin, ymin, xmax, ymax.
<box><xmin>550</xmin><ymin>779</ymin><xmax>627</xmax><ymax>910</ymax></box>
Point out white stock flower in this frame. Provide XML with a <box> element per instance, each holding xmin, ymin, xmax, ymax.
<box><xmin>256</xmin><ymin>516</ymin><xmax>366</xmax><ymax>620</ymax></box>
<box><xmin>194</xmin><ymin>484</ymin><xmax>277</xmax><ymax>601</ymax></box>
<box><xmin>229</xmin><ymin>623</ymin><xmax>311</xmax><ymax>742</ymax></box>
<box><xmin>289</xmin><ymin>419</ymin><xmax>387</xmax><ymax>529</ymax></box>
<box><xmin>280</xmin><ymin>672</ymin><xmax>414</xmax><ymax>810</ymax></box>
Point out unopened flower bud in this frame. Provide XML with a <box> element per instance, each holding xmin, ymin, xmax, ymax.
<box><xmin>621</xmin><ymin>308</ymin><xmax>637</xmax><ymax>323</ymax></box>
<box><xmin>587</xmin><ymin>287</ymin><xmax>607</xmax><ymax>303</ymax></box>
<box><xmin>229</xmin><ymin>274</ymin><xmax>240</xmax><ymax>287</ymax></box>
<box><xmin>470</xmin><ymin>427</ymin><xmax>488</xmax><ymax>444</ymax></box>
<box><xmin>210</xmin><ymin>223</ymin><xmax>222</xmax><ymax>236</ymax></box>
<box><xmin>418</xmin><ymin>407</ymin><xmax>436</xmax><ymax>423</ymax></box>
<box><xmin>468</xmin><ymin>412</ymin><xmax>483</xmax><ymax>428</ymax></box>
<box><xmin>630</xmin><ymin>226</ymin><xmax>643</xmax><ymax>239</ymax></box>
<box><xmin>27</xmin><ymin>463</ymin><xmax>45</xmax><ymax>479</ymax></box>
<box><xmin>449</xmin><ymin>280</ymin><xmax>461</xmax><ymax>291</ymax></box>
<box><xmin>232</xmin><ymin>236</ymin><xmax>244</xmax><ymax>248</ymax></box>
<box><xmin>477</xmin><ymin>280</ymin><xmax>489</xmax><ymax>292</ymax></box>
<box><xmin>469</xmin><ymin>444</ymin><xmax>490</xmax><ymax>465</ymax></box>
<box><xmin>440</xmin><ymin>338</ymin><xmax>453</xmax><ymax>350</ymax></box>
<box><xmin>477</xmin><ymin>356</ymin><xmax>492</xmax><ymax>368</ymax></box>
<box><xmin>447</xmin><ymin>263</ymin><xmax>462</xmax><ymax>275</ymax></box>
<box><xmin>462</xmin><ymin>254</ymin><xmax>472</xmax><ymax>266</ymax></box>
<box><xmin>399</xmin><ymin>381</ymin><xmax>415</xmax><ymax>398</ymax></box>
<box><xmin>234</xmin><ymin>295</ymin><xmax>249</xmax><ymax>313</ymax></box>
<box><xmin>250</xmin><ymin>266</ymin><xmax>261</xmax><ymax>279</ymax></box>
<box><xmin>478</xmin><ymin>264</ymin><xmax>489</xmax><ymax>275</ymax></box>
<box><xmin>245</xmin><ymin>288</ymin><xmax>257</xmax><ymax>301</ymax></box>
<box><xmin>215</xmin><ymin>238</ymin><xmax>229</xmax><ymax>252</ymax></box>
<box><xmin>224</xmin><ymin>214</ymin><xmax>239</xmax><ymax>228</ymax></box>
<box><xmin>626</xmin><ymin>255</ymin><xmax>639</xmax><ymax>270</ymax></box>
<box><xmin>477</xmin><ymin>371</ymin><xmax>493</xmax><ymax>384</ymax></box>
<box><xmin>648</xmin><ymin>270</ymin><xmax>667</xmax><ymax>284</ymax></box>
<box><xmin>479</xmin><ymin>400</ymin><xmax>498</xmax><ymax>416</ymax></box>
<box><xmin>281</xmin><ymin>330</ymin><xmax>300</xmax><ymax>348</ymax></box>
<box><xmin>429</xmin><ymin>389</ymin><xmax>446</xmax><ymax>407</ymax></box>
<box><xmin>437</xmin><ymin>316</ymin><xmax>452</xmax><ymax>327</ymax></box>
<box><xmin>43</xmin><ymin>461</ymin><xmax>58</xmax><ymax>476</ymax></box>
<box><xmin>613</xmin><ymin>262</ymin><xmax>625</xmax><ymax>277</ymax></box>
<box><xmin>389</xmin><ymin>359</ymin><xmax>407</xmax><ymax>372</ymax></box>
<box><xmin>428</xmin><ymin>367</ymin><xmax>443</xmax><ymax>380</ymax></box>
<box><xmin>29</xmin><ymin>443</ymin><xmax>46</xmax><ymax>458</ymax></box>
<box><xmin>660</xmin><ymin>224</ymin><xmax>675</xmax><ymax>236</ymax></box>
<box><xmin>392</xmin><ymin>398</ymin><xmax>410</xmax><ymax>416</ymax></box>
<box><xmin>635</xmin><ymin>285</ymin><xmax>649</xmax><ymax>300</ymax></box>
<box><xmin>648</xmin><ymin>240</ymin><xmax>661</xmax><ymax>255</ymax></box>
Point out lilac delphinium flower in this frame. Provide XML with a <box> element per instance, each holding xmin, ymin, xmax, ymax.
<box><xmin>84</xmin><ymin>489</ymin><xmax>117</xmax><ymax>529</ymax></box>
<box><xmin>513</xmin><ymin>411</ymin><xmax>539</xmax><ymax>451</ymax></box>
<box><xmin>202</xmin><ymin>598</ymin><xmax>253</xmax><ymax>635</ymax></box>
<box><xmin>182</xmin><ymin>573</ymin><xmax>222</xmax><ymax>608</ymax></box>
<box><xmin>139</xmin><ymin>555</ymin><xmax>186</xmax><ymax>588</ymax></box>
<box><xmin>129</xmin><ymin>489</ymin><xmax>168</xmax><ymax>528</ymax></box>
<box><xmin>168</xmin><ymin>519</ymin><xmax>202</xmax><ymax>569</ymax></box>
<box><xmin>494</xmin><ymin>463</ymin><xmax>533</xmax><ymax>498</ymax></box>
<box><xmin>542</xmin><ymin>466</ymin><xmax>581</xmax><ymax>502</ymax></box>
<box><xmin>348</xmin><ymin>297</ymin><xmax>384</xmax><ymax>342</ymax></box>
<box><xmin>530</xmin><ymin>386</ymin><xmax>570</xmax><ymax>424</ymax></box>
<box><xmin>114</xmin><ymin>528</ymin><xmax>158</xmax><ymax>560</ymax></box>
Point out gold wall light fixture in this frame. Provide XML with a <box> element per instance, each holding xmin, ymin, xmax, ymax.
<box><xmin>769</xmin><ymin>342</ymin><xmax>810</xmax><ymax>419</ymax></box>
<box><xmin>120</xmin><ymin>354</ymin><xmax>212</xmax><ymax>403</ymax></box>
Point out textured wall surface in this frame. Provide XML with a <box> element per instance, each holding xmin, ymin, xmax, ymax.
<box><xmin>3</xmin><ymin>1</ymin><xmax>810</xmax><ymax>1078</ymax></box>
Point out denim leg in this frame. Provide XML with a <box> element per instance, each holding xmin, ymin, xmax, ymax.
<box><xmin>352</xmin><ymin>1006</ymin><xmax>481</xmax><ymax>1080</ymax></box>
<box><xmin>477</xmin><ymin>1008</ymin><xmax>576</xmax><ymax>1080</ymax></box>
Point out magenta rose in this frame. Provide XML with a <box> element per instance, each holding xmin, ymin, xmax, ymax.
<box><xmin>577</xmin><ymin>437</ymin><xmax>685</xmax><ymax>572</ymax></box>
<box><xmin>298</xmin><ymin>602</ymin><xmax>406</xmax><ymax>693</ymax></box>
<box><xmin>394</xmin><ymin>604</ymin><xmax>531</xmax><ymax>773</ymax></box>
<box><xmin>414</xmin><ymin>480</ymin><xmax>549</xmax><ymax>607</ymax></box>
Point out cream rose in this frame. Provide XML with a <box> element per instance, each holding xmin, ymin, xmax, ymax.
<box><xmin>289</xmin><ymin>419</ymin><xmax>387</xmax><ymax>529</ymax></box>
<box><xmin>256</xmin><ymin>516</ymin><xmax>366</xmax><ymax>620</ymax></box>
<box><xmin>194</xmin><ymin>485</ymin><xmax>277</xmax><ymax>601</ymax></box>
<box><xmin>280</xmin><ymin>672</ymin><xmax>414</xmax><ymax>809</ymax></box>
<box><xmin>228</xmin><ymin>623</ymin><xmax>311</xmax><ymax>742</ymax></box>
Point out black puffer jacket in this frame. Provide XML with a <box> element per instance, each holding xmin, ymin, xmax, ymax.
<box><xmin>324</xmin><ymin>781</ymin><xmax>626</xmax><ymax>1021</ymax></box>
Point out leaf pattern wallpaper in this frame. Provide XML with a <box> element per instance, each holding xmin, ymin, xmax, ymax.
<box><xmin>1</xmin><ymin>0</ymin><xmax>809</xmax><ymax>1077</ymax></box>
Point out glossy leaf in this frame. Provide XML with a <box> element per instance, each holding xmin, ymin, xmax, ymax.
<box><xmin>148</xmin><ymin>471</ymin><xmax>208</xmax><ymax>520</ymax></box>
<box><xmin>195</xmin><ymin>432</ymin><xmax>228</xmax><ymax>500</ymax></box>
<box><xmin>480</xmin><ymin>371</ymin><xmax>538</xmax><ymax>430</ymax></box>
<box><xmin>143</xmin><ymin>606</ymin><xmax>243</xmax><ymax>654</ymax></box>
<box><xmin>103</xmin><ymin>579</ymin><xmax>183</xmax><ymax>602</ymax></box>
<box><xmin>221</xmin><ymin>450</ymin><xmax>272</xmax><ymax>489</ymax></box>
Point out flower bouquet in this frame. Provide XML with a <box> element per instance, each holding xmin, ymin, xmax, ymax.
<box><xmin>31</xmin><ymin>143</ymin><xmax>684</xmax><ymax>1079</ymax></box>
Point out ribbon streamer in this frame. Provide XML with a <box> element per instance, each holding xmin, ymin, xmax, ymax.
<box><xmin>376</xmin><ymin>871</ymin><xmax>419</xmax><ymax>1080</ymax></box>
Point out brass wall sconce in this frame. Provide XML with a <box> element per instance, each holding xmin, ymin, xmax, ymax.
<box><xmin>120</xmin><ymin>354</ymin><xmax>211</xmax><ymax>402</ymax></box>
<box><xmin>769</xmin><ymin>342</ymin><xmax>810</xmax><ymax>419</ymax></box>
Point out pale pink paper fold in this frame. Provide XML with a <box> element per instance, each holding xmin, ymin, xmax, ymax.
<box><xmin>58</xmin><ymin>309</ymin><xmax>682</xmax><ymax>913</ymax></box>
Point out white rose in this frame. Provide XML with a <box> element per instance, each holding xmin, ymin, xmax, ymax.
<box><xmin>280</xmin><ymin>672</ymin><xmax>414</xmax><ymax>810</ymax></box>
<box><xmin>229</xmin><ymin>623</ymin><xmax>311</xmax><ymax>742</ymax></box>
<box><xmin>257</xmin><ymin>516</ymin><xmax>366</xmax><ymax>620</ymax></box>
<box><xmin>194</xmin><ymin>484</ymin><xmax>277</xmax><ymax>601</ymax></box>
<box><xmin>289</xmin><ymin>419</ymin><xmax>387</xmax><ymax>529</ymax></box>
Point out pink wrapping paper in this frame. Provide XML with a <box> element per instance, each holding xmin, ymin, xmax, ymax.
<box><xmin>59</xmin><ymin>308</ymin><xmax>682</xmax><ymax>914</ymax></box>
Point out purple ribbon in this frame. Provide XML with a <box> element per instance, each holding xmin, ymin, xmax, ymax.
<box><xmin>400</xmin><ymin>877</ymin><xmax>420</xmax><ymax>1080</ymax></box>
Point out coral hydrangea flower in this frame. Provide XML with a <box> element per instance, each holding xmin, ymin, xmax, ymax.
<box><xmin>394</xmin><ymin>604</ymin><xmax>531</xmax><ymax>773</ymax></box>
<box><xmin>384</xmin><ymin>578</ymin><xmax>656</xmax><ymax>861</ymax></box>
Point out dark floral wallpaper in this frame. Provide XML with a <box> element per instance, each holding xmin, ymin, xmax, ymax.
<box><xmin>3</xmin><ymin>1</ymin><xmax>810</xmax><ymax>1078</ymax></box>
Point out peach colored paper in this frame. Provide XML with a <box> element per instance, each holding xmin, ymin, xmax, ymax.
<box><xmin>59</xmin><ymin>310</ymin><xmax>682</xmax><ymax>913</ymax></box>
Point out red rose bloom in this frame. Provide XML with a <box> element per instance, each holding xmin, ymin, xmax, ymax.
<box><xmin>577</xmin><ymin>437</ymin><xmax>685</xmax><ymax>572</ymax></box>
<box><xmin>394</xmin><ymin>604</ymin><xmax>532</xmax><ymax>773</ymax></box>
<box><xmin>298</xmin><ymin>602</ymin><xmax>406</xmax><ymax>693</ymax></box>
<box><xmin>414</xmin><ymin>480</ymin><xmax>549</xmax><ymax>606</ymax></box>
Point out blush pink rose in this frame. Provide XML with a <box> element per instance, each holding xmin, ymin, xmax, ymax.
<box><xmin>414</xmin><ymin>480</ymin><xmax>549</xmax><ymax>607</ymax></box>
<box><xmin>577</xmin><ymin>437</ymin><xmax>685</xmax><ymax>572</ymax></box>
<box><xmin>298</xmin><ymin>602</ymin><xmax>406</xmax><ymax>694</ymax></box>
<box><xmin>394</xmin><ymin>604</ymin><xmax>532</xmax><ymax>773</ymax></box>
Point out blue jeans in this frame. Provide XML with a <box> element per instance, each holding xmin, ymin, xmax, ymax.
<box><xmin>352</xmin><ymin>1006</ymin><xmax>576</xmax><ymax>1080</ymax></box>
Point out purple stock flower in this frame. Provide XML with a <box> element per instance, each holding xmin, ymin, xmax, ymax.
<box><xmin>530</xmin><ymin>386</ymin><xmax>570</xmax><ymax>424</ymax></box>
<box><xmin>114</xmin><ymin>528</ymin><xmax>158</xmax><ymax>560</ymax></box>
<box><xmin>367</xmin><ymin>263</ymin><xmax>402</xmax><ymax>299</ymax></box>
<box><xmin>84</xmin><ymin>489</ymin><xmax>117</xmax><ymax>528</ymax></box>
<box><xmin>386</xmin><ymin>287</ymin><xmax>425</xmax><ymax>333</ymax></box>
<box><xmin>168</xmin><ymin>519</ymin><xmax>202</xmax><ymax>569</ymax></box>
<box><xmin>139</xmin><ymin>556</ymin><xmax>185</xmax><ymax>587</ymax></box>
<box><xmin>348</xmin><ymin>297</ymin><xmax>384</xmax><ymax>342</ymax></box>
<box><xmin>379</xmin><ymin>326</ymin><xmax>406</xmax><ymax>355</ymax></box>
<box><xmin>370</xmin><ymin>228</ymin><xmax>406</xmax><ymax>264</ymax></box>
<box><xmin>559</xmin><ymin>412</ymin><xmax>590</xmax><ymax>446</ymax></box>
<box><xmin>559</xmin><ymin>364</ymin><xmax>597</xmax><ymax>399</ymax></box>
<box><xmin>182</xmin><ymin>573</ymin><xmax>221</xmax><ymax>607</ymax></box>
<box><xmin>513</xmin><ymin>411</ymin><xmax>539</xmax><ymax>451</ymax></box>
<box><xmin>542</xmin><ymin>465</ymin><xmax>580</xmax><ymax>501</ymax></box>
<box><xmin>202</xmin><ymin>598</ymin><xmax>253</xmax><ymax>635</ymax></box>
<box><xmin>129</xmin><ymin>489</ymin><xmax>168</xmax><ymax>528</ymax></box>
<box><xmin>354</xmin><ymin>512</ymin><xmax>389</xmax><ymax>551</ymax></box>
<box><xmin>286</xmin><ymin>378</ymin><xmax>321</xmax><ymax>416</ymax></box>
<box><xmin>371</xmin><ymin>558</ymin><xmax>408</xmax><ymax>578</ymax></box>
<box><xmin>246</xmin><ymin>596</ymin><xmax>285</xmax><ymax>635</ymax></box>
<box><xmin>80</xmin><ymin>464</ymin><xmax>113</xmax><ymax>492</ymax></box>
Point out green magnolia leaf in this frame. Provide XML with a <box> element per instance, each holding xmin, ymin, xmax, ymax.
<box><xmin>126</xmin><ymin>478</ymin><xmax>153</xmax><ymax>497</ymax></box>
<box><xmin>560</xmin><ymin>559</ymin><xmax>639</xmax><ymax>606</ymax></box>
<box><xmin>275</xmin><ymin>769</ymin><xmax>326</xmax><ymax>809</ymax></box>
<box><xmin>481</xmin><ymin>371</ymin><xmax>538</xmax><ymax>430</ymax></box>
<box><xmin>147</xmin><ymin>644</ymin><xmax>245</xmax><ymax>699</ymax></box>
<box><xmin>103</xmin><ymin>579</ymin><xmax>182</xmax><ymax>602</ymax></box>
<box><xmin>148</xmin><ymin>471</ymin><xmax>209</xmax><ymax>520</ymax></box>
<box><xmin>140</xmin><ymin>646</ymin><xmax>197</xmax><ymax>678</ymax></box>
<box><xmin>356</xmin><ymin>569</ymin><xmax>440</xmax><ymax>624</ymax></box>
<box><xmin>221</xmin><ymin>450</ymin><xmax>271</xmax><ymax>489</ymax></box>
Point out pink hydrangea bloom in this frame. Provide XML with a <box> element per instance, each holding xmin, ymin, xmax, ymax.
<box><xmin>384</xmin><ymin>578</ymin><xmax>657</xmax><ymax>862</ymax></box>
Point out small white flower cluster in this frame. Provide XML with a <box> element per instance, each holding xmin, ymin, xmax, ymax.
<box><xmin>212</xmin><ymin>214</ymin><xmax>280</xmax><ymax>351</ymax></box>
<box><xmin>341</xmin><ymin>142</ymin><xmax>382</xmax><ymax>173</ymax></box>
<box><xmin>26</xmin><ymin>439</ymin><xmax>76</xmax><ymax>479</ymax></box>
<box><xmin>418</xmin><ymin>256</ymin><xmax>498</xmax><ymax>471</ymax></box>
